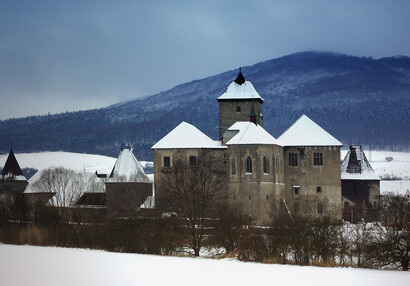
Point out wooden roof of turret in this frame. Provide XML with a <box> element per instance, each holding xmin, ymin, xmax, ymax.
<box><xmin>1</xmin><ymin>148</ymin><xmax>26</xmax><ymax>181</ymax></box>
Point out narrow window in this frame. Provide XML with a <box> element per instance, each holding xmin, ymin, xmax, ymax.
<box><xmin>316</xmin><ymin>186</ymin><xmax>321</xmax><ymax>194</ymax></box>
<box><xmin>189</xmin><ymin>156</ymin><xmax>197</xmax><ymax>167</ymax></box>
<box><xmin>317</xmin><ymin>203</ymin><xmax>323</xmax><ymax>214</ymax></box>
<box><xmin>263</xmin><ymin>156</ymin><xmax>269</xmax><ymax>174</ymax></box>
<box><xmin>231</xmin><ymin>157</ymin><xmax>236</xmax><ymax>174</ymax></box>
<box><xmin>163</xmin><ymin>156</ymin><xmax>170</xmax><ymax>168</ymax></box>
<box><xmin>248</xmin><ymin>194</ymin><xmax>252</xmax><ymax>200</ymax></box>
<box><xmin>293</xmin><ymin>186</ymin><xmax>300</xmax><ymax>196</ymax></box>
<box><xmin>314</xmin><ymin>153</ymin><xmax>323</xmax><ymax>166</ymax></box>
<box><xmin>289</xmin><ymin>153</ymin><xmax>298</xmax><ymax>166</ymax></box>
<box><xmin>236</xmin><ymin>106</ymin><xmax>241</xmax><ymax>112</ymax></box>
<box><xmin>246</xmin><ymin>156</ymin><xmax>252</xmax><ymax>173</ymax></box>
<box><xmin>266</xmin><ymin>195</ymin><xmax>269</xmax><ymax>200</ymax></box>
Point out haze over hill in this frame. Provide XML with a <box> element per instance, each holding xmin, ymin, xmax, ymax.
<box><xmin>1</xmin><ymin>52</ymin><xmax>409</xmax><ymax>160</ymax></box>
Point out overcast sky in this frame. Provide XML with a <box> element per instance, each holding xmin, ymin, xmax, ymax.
<box><xmin>1</xmin><ymin>0</ymin><xmax>409</xmax><ymax>120</ymax></box>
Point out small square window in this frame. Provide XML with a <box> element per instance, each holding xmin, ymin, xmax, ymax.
<box><xmin>163</xmin><ymin>156</ymin><xmax>170</xmax><ymax>168</ymax></box>
<box><xmin>189</xmin><ymin>156</ymin><xmax>197</xmax><ymax>167</ymax></box>
<box><xmin>317</xmin><ymin>186</ymin><xmax>321</xmax><ymax>193</ymax></box>
<box><xmin>236</xmin><ymin>106</ymin><xmax>241</xmax><ymax>112</ymax></box>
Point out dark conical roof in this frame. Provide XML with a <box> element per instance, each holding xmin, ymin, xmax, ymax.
<box><xmin>234</xmin><ymin>67</ymin><xmax>245</xmax><ymax>85</ymax></box>
<box><xmin>1</xmin><ymin>149</ymin><xmax>25</xmax><ymax>180</ymax></box>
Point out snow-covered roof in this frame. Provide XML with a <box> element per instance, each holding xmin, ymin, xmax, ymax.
<box><xmin>226</xmin><ymin>122</ymin><xmax>281</xmax><ymax>146</ymax></box>
<box><xmin>217</xmin><ymin>80</ymin><xmax>264</xmax><ymax>102</ymax></box>
<box><xmin>277</xmin><ymin>114</ymin><xmax>343</xmax><ymax>147</ymax></box>
<box><xmin>151</xmin><ymin>122</ymin><xmax>225</xmax><ymax>149</ymax></box>
<box><xmin>341</xmin><ymin>145</ymin><xmax>380</xmax><ymax>180</ymax></box>
<box><xmin>110</xmin><ymin>148</ymin><xmax>150</xmax><ymax>182</ymax></box>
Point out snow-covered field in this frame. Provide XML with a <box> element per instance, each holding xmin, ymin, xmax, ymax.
<box><xmin>0</xmin><ymin>244</ymin><xmax>408</xmax><ymax>286</ymax></box>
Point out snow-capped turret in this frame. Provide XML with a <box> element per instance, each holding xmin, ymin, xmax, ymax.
<box><xmin>109</xmin><ymin>148</ymin><xmax>150</xmax><ymax>182</ymax></box>
<box><xmin>341</xmin><ymin>145</ymin><xmax>379</xmax><ymax>180</ymax></box>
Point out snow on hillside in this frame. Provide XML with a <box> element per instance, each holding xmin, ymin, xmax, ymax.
<box><xmin>0</xmin><ymin>151</ymin><xmax>116</xmax><ymax>174</ymax></box>
<box><xmin>0</xmin><ymin>244</ymin><xmax>408</xmax><ymax>286</ymax></box>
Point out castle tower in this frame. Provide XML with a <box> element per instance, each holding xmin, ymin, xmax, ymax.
<box><xmin>217</xmin><ymin>68</ymin><xmax>263</xmax><ymax>140</ymax></box>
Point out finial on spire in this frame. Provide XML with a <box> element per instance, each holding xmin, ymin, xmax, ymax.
<box><xmin>234</xmin><ymin>67</ymin><xmax>245</xmax><ymax>85</ymax></box>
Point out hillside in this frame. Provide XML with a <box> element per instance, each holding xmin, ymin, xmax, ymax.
<box><xmin>1</xmin><ymin>52</ymin><xmax>409</xmax><ymax>160</ymax></box>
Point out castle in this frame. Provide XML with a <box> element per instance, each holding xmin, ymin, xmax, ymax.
<box><xmin>1</xmin><ymin>70</ymin><xmax>381</xmax><ymax>224</ymax></box>
<box><xmin>152</xmin><ymin>69</ymin><xmax>345</xmax><ymax>224</ymax></box>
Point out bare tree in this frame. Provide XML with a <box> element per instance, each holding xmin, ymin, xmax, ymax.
<box><xmin>157</xmin><ymin>153</ymin><xmax>229</xmax><ymax>256</ymax></box>
<box><xmin>32</xmin><ymin>167</ymin><xmax>104</xmax><ymax>219</ymax></box>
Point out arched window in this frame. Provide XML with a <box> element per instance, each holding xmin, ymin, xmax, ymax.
<box><xmin>263</xmin><ymin>156</ymin><xmax>269</xmax><ymax>174</ymax></box>
<box><xmin>231</xmin><ymin>157</ymin><xmax>236</xmax><ymax>175</ymax></box>
<box><xmin>245</xmin><ymin>156</ymin><xmax>252</xmax><ymax>173</ymax></box>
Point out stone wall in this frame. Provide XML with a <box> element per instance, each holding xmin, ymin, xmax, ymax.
<box><xmin>106</xmin><ymin>182</ymin><xmax>153</xmax><ymax>218</ymax></box>
<box><xmin>283</xmin><ymin>146</ymin><xmax>342</xmax><ymax>222</ymax></box>
<box><xmin>342</xmin><ymin>179</ymin><xmax>380</xmax><ymax>222</ymax></box>
<box><xmin>227</xmin><ymin>144</ymin><xmax>285</xmax><ymax>224</ymax></box>
<box><xmin>153</xmin><ymin>148</ymin><xmax>228</xmax><ymax>213</ymax></box>
<box><xmin>218</xmin><ymin>100</ymin><xmax>263</xmax><ymax>139</ymax></box>
<box><xmin>0</xmin><ymin>180</ymin><xmax>27</xmax><ymax>196</ymax></box>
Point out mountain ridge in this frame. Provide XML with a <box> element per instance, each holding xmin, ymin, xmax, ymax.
<box><xmin>1</xmin><ymin>51</ymin><xmax>409</xmax><ymax>160</ymax></box>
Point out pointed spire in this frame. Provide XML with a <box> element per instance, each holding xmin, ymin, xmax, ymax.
<box><xmin>249</xmin><ymin>102</ymin><xmax>257</xmax><ymax>125</ymax></box>
<box><xmin>234</xmin><ymin>67</ymin><xmax>245</xmax><ymax>85</ymax></box>
<box><xmin>1</xmin><ymin>149</ymin><xmax>25</xmax><ymax>180</ymax></box>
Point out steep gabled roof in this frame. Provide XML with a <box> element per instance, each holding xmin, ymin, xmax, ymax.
<box><xmin>226</xmin><ymin>122</ymin><xmax>281</xmax><ymax>146</ymax></box>
<box><xmin>341</xmin><ymin>145</ymin><xmax>379</xmax><ymax>180</ymax></box>
<box><xmin>217</xmin><ymin>70</ymin><xmax>263</xmax><ymax>102</ymax></box>
<box><xmin>151</xmin><ymin>122</ymin><xmax>225</xmax><ymax>149</ymax></box>
<box><xmin>0</xmin><ymin>149</ymin><xmax>26</xmax><ymax>181</ymax></box>
<box><xmin>110</xmin><ymin>148</ymin><xmax>150</xmax><ymax>182</ymax></box>
<box><xmin>277</xmin><ymin>114</ymin><xmax>343</xmax><ymax>147</ymax></box>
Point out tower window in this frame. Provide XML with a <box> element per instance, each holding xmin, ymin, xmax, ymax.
<box><xmin>163</xmin><ymin>156</ymin><xmax>171</xmax><ymax>168</ymax></box>
<box><xmin>263</xmin><ymin>156</ymin><xmax>269</xmax><ymax>174</ymax></box>
<box><xmin>189</xmin><ymin>156</ymin><xmax>197</xmax><ymax>167</ymax></box>
<box><xmin>236</xmin><ymin>106</ymin><xmax>241</xmax><ymax>112</ymax></box>
<box><xmin>245</xmin><ymin>156</ymin><xmax>252</xmax><ymax>173</ymax></box>
<box><xmin>316</xmin><ymin>186</ymin><xmax>322</xmax><ymax>194</ymax></box>
<box><xmin>317</xmin><ymin>203</ymin><xmax>323</xmax><ymax>214</ymax></box>
<box><xmin>293</xmin><ymin>186</ymin><xmax>300</xmax><ymax>198</ymax></box>
<box><xmin>289</xmin><ymin>153</ymin><xmax>298</xmax><ymax>166</ymax></box>
<box><xmin>314</xmin><ymin>153</ymin><xmax>323</xmax><ymax>166</ymax></box>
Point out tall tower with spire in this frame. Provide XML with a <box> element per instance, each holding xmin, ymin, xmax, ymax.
<box><xmin>217</xmin><ymin>68</ymin><xmax>264</xmax><ymax>139</ymax></box>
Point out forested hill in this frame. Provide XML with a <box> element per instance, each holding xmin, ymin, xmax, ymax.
<box><xmin>1</xmin><ymin>52</ymin><xmax>409</xmax><ymax>160</ymax></box>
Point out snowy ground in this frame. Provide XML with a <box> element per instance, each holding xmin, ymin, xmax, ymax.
<box><xmin>0</xmin><ymin>244</ymin><xmax>408</xmax><ymax>286</ymax></box>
